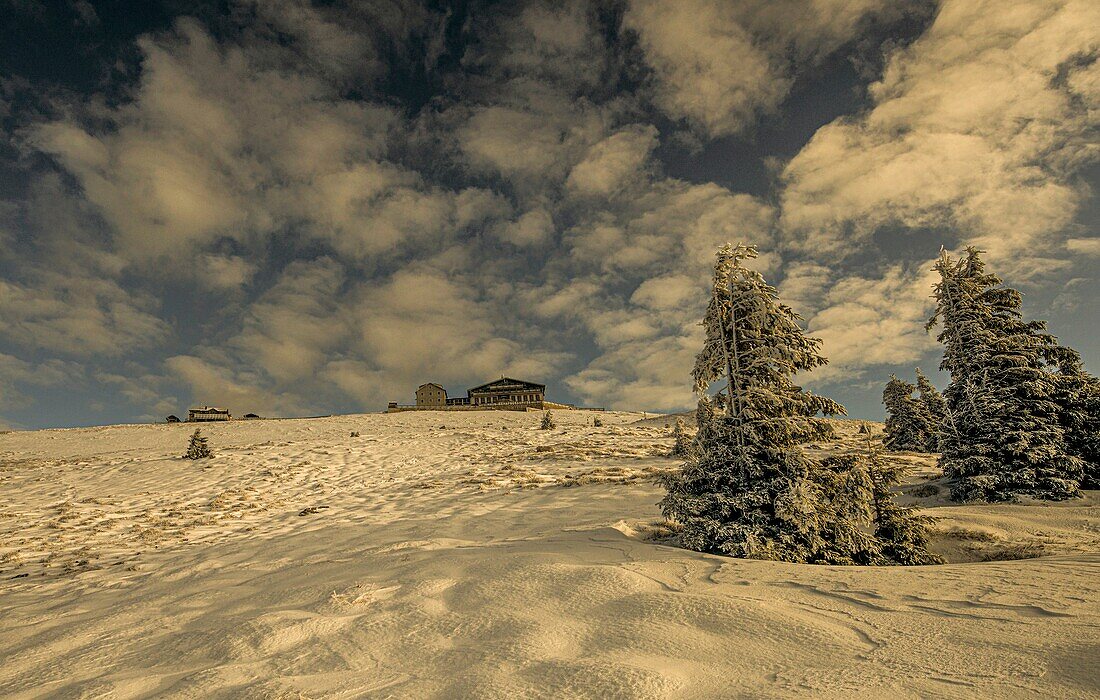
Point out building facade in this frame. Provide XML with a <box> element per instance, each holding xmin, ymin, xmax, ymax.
<box><xmin>467</xmin><ymin>378</ymin><xmax>545</xmax><ymax>407</ymax></box>
<box><xmin>395</xmin><ymin>377</ymin><xmax>548</xmax><ymax>411</ymax></box>
<box><xmin>188</xmin><ymin>406</ymin><xmax>231</xmax><ymax>422</ymax></box>
<box><xmin>415</xmin><ymin>383</ymin><xmax>447</xmax><ymax>408</ymax></box>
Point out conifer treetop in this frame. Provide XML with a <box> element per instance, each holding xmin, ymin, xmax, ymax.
<box><xmin>692</xmin><ymin>243</ymin><xmax>843</xmax><ymax>434</ymax></box>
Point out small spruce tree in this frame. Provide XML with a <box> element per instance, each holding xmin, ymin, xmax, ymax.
<box><xmin>928</xmin><ymin>247</ymin><xmax>1082</xmax><ymax>501</ymax></box>
<box><xmin>670</xmin><ymin>417</ymin><xmax>692</xmax><ymax>458</ymax></box>
<box><xmin>185</xmin><ymin>428</ymin><xmax>212</xmax><ymax>459</ymax></box>
<box><xmin>882</xmin><ymin>375</ymin><xmax>931</xmax><ymax>452</ymax></box>
<box><xmin>540</xmin><ymin>410</ymin><xmax>555</xmax><ymax>430</ymax></box>
<box><xmin>593</xmin><ymin>416</ymin><xmax>603</xmax><ymax>427</ymax></box>
<box><xmin>661</xmin><ymin>244</ymin><xmax>934</xmax><ymax>564</ymax></box>
<box><xmin>914</xmin><ymin>368</ymin><xmax>948</xmax><ymax>452</ymax></box>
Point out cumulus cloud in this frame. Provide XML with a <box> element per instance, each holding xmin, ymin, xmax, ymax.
<box><xmin>801</xmin><ymin>265</ymin><xmax>941</xmax><ymax>384</ymax></box>
<box><xmin>0</xmin><ymin>353</ymin><xmax>84</xmax><ymax>408</ymax></box>
<box><xmin>566</xmin><ymin>124</ymin><xmax>658</xmax><ymax>197</ymax></box>
<box><xmin>625</xmin><ymin>0</ymin><xmax>903</xmax><ymax>139</ymax></box>
<box><xmin>780</xmin><ymin>0</ymin><xmax>1100</xmax><ymax>268</ymax></box>
<box><xmin>0</xmin><ymin>274</ymin><xmax>169</xmax><ymax>357</ymax></box>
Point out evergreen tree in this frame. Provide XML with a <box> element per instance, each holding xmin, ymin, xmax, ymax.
<box><xmin>882</xmin><ymin>375</ymin><xmax>931</xmax><ymax>452</ymax></box>
<box><xmin>914</xmin><ymin>368</ymin><xmax>948</xmax><ymax>452</ymax></box>
<box><xmin>1046</xmin><ymin>346</ymin><xmax>1100</xmax><ymax>488</ymax></box>
<box><xmin>858</xmin><ymin>430</ymin><xmax>942</xmax><ymax>565</ymax></box>
<box><xmin>185</xmin><ymin>428</ymin><xmax>212</xmax><ymax>459</ymax></box>
<box><xmin>540</xmin><ymin>410</ymin><xmax>555</xmax><ymax>430</ymax></box>
<box><xmin>927</xmin><ymin>247</ymin><xmax>1082</xmax><ymax>501</ymax></box>
<box><xmin>670</xmin><ymin>417</ymin><xmax>693</xmax><ymax>458</ymax></box>
<box><xmin>661</xmin><ymin>244</ymin><xmax>933</xmax><ymax>564</ymax></box>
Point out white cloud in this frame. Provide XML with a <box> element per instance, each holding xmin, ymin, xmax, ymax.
<box><xmin>0</xmin><ymin>274</ymin><xmax>169</xmax><ymax>357</ymax></box>
<box><xmin>566</xmin><ymin>124</ymin><xmax>658</xmax><ymax>197</ymax></box>
<box><xmin>779</xmin><ymin>0</ymin><xmax>1100</xmax><ymax>270</ymax></box>
<box><xmin>495</xmin><ymin>207</ymin><xmax>555</xmax><ymax>247</ymax></box>
<box><xmin>625</xmin><ymin>0</ymin><xmax>900</xmax><ymax>139</ymax></box>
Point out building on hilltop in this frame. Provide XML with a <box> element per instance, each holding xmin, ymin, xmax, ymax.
<box><xmin>416</xmin><ymin>383</ymin><xmax>447</xmax><ymax>408</ymax></box>
<box><xmin>397</xmin><ymin>376</ymin><xmax>554</xmax><ymax>411</ymax></box>
<box><xmin>188</xmin><ymin>406</ymin><xmax>231</xmax><ymax>422</ymax></box>
<box><xmin>468</xmin><ymin>377</ymin><xmax>545</xmax><ymax>407</ymax></box>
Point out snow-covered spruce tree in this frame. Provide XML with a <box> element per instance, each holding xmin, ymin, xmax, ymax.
<box><xmin>882</xmin><ymin>375</ymin><xmax>931</xmax><ymax>452</ymax></box>
<box><xmin>670</xmin><ymin>417</ymin><xmax>693</xmax><ymax>458</ymax></box>
<box><xmin>540</xmin><ymin>410</ymin><xmax>555</xmax><ymax>430</ymax></box>
<box><xmin>855</xmin><ymin>430</ymin><xmax>941</xmax><ymax>565</ymax></box>
<box><xmin>185</xmin><ymin>428</ymin><xmax>212</xmax><ymax>459</ymax></box>
<box><xmin>927</xmin><ymin>247</ymin><xmax>1082</xmax><ymax>501</ymax></box>
<box><xmin>914</xmin><ymin>368</ymin><xmax>948</xmax><ymax>452</ymax></box>
<box><xmin>661</xmin><ymin>244</ymin><xmax>933</xmax><ymax>564</ymax></box>
<box><xmin>1046</xmin><ymin>346</ymin><xmax>1100</xmax><ymax>489</ymax></box>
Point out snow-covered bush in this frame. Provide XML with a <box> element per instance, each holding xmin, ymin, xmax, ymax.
<box><xmin>540</xmin><ymin>410</ymin><xmax>555</xmax><ymax>430</ymax></box>
<box><xmin>661</xmin><ymin>244</ymin><xmax>935</xmax><ymax>565</ymax></box>
<box><xmin>185</xmin><ymin>428</ymin><xmax>212</xmax><ymax>459</ymax></box>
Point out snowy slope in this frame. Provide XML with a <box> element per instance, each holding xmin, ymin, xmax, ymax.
<box><xmin>1</xmin><ymin>411</ymin><xmax>1097</xmax><ymax>698</ymax></box>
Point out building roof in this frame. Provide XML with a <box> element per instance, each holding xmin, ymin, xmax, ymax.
<box><xmin>189</xmin><ymin>406</ymin><xmax>229</xmax><ymax>413</ymax></box>
<box><xmin>468</xmin><ymin>377</ymin><xmax>546</xmax><ymax>393</ymax></box>
<box><xmin>417</xmin><ymin>382</ymin><xmax>446</xmax><ymax>391</ymax></box>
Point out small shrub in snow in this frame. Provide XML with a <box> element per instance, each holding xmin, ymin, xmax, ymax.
<box><xmin>593</xmin><ymin>416</ymin><xmax>603</xmax><ymax>427</ymax></box>
<box><xmin>185</xmin><ymin>428</ymin><xmax>212</xmax><ymax>459</ymax></box>
<box><xmin>350</xmin><ymin>431</ymin><xmax>360</xmax><ymax>437</ymax></box>
<box><xmin>540</xmin><ymin>410</ymin><xmax>555</xmax><ymax>430</ymax></box>
<box><xmin>979</xmin><ymin>543</ymin><xmax>1045</xmax><ymax>561</ymax></box>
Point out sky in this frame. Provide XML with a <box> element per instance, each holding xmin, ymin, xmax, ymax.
<box><xmin>0</xmin><ymin>0</ymin><xmax>1097</xmax><ymax>430</ymax></box>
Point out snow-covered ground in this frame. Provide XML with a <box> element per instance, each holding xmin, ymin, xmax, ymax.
<box><xmin>1</xmin><ymin>411</ymin><xmax>1097</xmax><ymax>698</ymax></box>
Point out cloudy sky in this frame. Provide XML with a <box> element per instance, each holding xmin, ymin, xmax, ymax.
<box><xmin>1</xmin><ymin>0</ymin><xmax>1097</xmax><ymax>429</ymax></box>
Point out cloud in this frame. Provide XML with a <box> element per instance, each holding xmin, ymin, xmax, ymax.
<box><xmin>0</xmin><ymin>273</ymin><xmax>169</xmax><ymax>357</ymax></box>
<box><xmin>198</xmin><ymin>254</ymin><xmax>258</xmax><ymax>290</ymax></box>
<box><xmin>495</xmin><ymin>207</ymin><xmax>555</xmax><ymax>247</ymax></box>
<box><xmin>779</xmin><ymin>0</ymin><xmax>1100</xmax><ymax>270</ymax></box>
<box><xmin>801</xmin><ymin>264</ymin><xmax>941</xmax><ymax>384</ymax></box>
<box><xmin>232</xmin><ymin>258</ymin><xmax>349</xmax><ymax>384</ymax></box>
<box><xmin>0</xmin><ymin>352</ymin><xmax>84</xmax><ymax>408</ymax></box>
<box><xmin>625</xmin><ymin>0</ymin><xmax>903</xmax><ymax>139</ymax></box>
<box><xmin>164</xmin><ymin>353</ymin><xmax>314</xmax><ymax>417</ymax></box>
<box><xmin>1066</xmin><ymin>237</ymin><xmax>1100</xmax><ymax>256</ymax></box>
<box><xmin>566</xmin><ymin>124</ymin><xmax>658</xmax><ymax>197</ymax></box>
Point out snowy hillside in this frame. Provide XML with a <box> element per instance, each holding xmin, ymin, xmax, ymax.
<box><xmin>1</xmin><ymin>411</ymin><xmax>1098</xmax><ymax>698</ymax></box>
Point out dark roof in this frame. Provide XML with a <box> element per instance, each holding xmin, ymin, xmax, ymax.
<box><xmin>417</xmin><ymin>382</ymin><xmax>445</xmax><ymax>391</ymax></box>
<box><xmin>468</xmin><ymin>377</ymin><xmax>546</xmax><ymax>393</ymax></box>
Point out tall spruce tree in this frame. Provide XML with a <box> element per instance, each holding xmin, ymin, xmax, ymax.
<box><xmin>914</xmin><ymin>368</ymin><xmax>948</xmax><ymax>452</ymax></box>
<box><xmin>927</xmin><ymin>247</ymin><xmax>1082</xmax><ymax>501</ymax></box>
<box><xmin>882</xmin><ymin>375</ymin><xmax>931</xmax><ymax>452</ymax></box>
<box><xmin>661</xmin><ymin>244</ymin><xmax>936</xmax><ymax>565</ymax></box>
